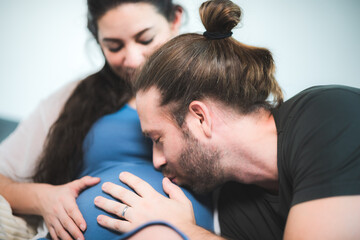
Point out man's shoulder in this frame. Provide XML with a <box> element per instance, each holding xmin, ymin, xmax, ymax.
<box><xmin>276</xmin><ymin>85</ymin><xmax>360</xmax><ymax>124</ymax></box>
<box><xmin>286</xmin><ymin>85</ymin><xmax>360</xmax><ymax>108</ymax></box>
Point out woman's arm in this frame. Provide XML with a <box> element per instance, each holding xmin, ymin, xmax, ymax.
<box><xmin>0</xmin><ymin>80</ymin><xmax>92</xmax><ymax>240</ymax></box>
<box><xmin>0</xmin><ymin>173</ymin><xmax>100</xmax><ymax>240</ymax></box>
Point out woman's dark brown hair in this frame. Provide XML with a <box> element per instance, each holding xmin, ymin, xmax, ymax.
<box><xmin>33</xmin><ymin>0</ymin><xmax>180</xmax><ymax>184</ymax></box>
<box><xmin>135</xmin><ymin>0</ymin><xmax>283</xmax><ymax>126</ymax></box>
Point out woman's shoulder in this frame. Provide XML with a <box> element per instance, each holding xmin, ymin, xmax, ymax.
<box><xmin>44</xmin><ymin>79</ymin><xmax>82</xmax><ymax>104</ymax></box>
<box><xmin>38</xmin><ymin>79</ymin><xmax>82</xmax><ymax>117</ymax></box>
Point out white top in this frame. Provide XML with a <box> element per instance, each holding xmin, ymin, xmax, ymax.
<box><xmin>0</xmin><ymin>80</ymin><xmax>80</xmax><ymax>181</ymax></box>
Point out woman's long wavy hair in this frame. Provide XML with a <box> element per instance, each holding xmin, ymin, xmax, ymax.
<box><xmin>33</xmin><ymin>0</ymin><xmax>179</xmax><ymax>184</ymax></box>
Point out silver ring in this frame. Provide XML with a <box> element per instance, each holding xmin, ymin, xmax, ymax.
<box><xmin>121</xmin><ymin>205</ymin><xmax>129</xmax><ymax>217</ymax></box>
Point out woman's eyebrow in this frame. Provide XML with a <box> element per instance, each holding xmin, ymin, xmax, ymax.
<box><xmin>101</xmin><ymin>27</ymin><xmax>153</xmax><ymax>43</ymax></box>
<box><xmin>102</xmin><ymin>38</ymin><xmax>122</xmax><ymax>43</ymax></box>
<box><xmin>134</xmin><ymin>27</ymin><xmax>153</xmax><ymax>38</ymax></box>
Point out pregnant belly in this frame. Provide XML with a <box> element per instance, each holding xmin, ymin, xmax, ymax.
<box><xmin>76</xmin><ymin>162</ymin><xmax>213</xmax><ymax>239</ymax></box>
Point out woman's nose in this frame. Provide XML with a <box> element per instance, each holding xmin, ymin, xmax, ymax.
<box><xmin>122</xmin><ymin>44</ymin><xmax>145</xmax><ymax>69</ymax></box>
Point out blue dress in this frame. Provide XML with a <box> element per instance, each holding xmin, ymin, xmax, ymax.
<box><xmin>76</xmin><ymin>105</ymin><xmax>214</xmax><ymax>239</ymax></box>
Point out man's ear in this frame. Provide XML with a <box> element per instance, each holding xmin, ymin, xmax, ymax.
<box><xmin>188</xmin><ymin>101</ymin><xmax>212</xmax><ymax>138</ymax></box>
<box><xmin>169</xmin><ymin>6</ymin><xmax>183</xmax><ymax>35</ymax></box>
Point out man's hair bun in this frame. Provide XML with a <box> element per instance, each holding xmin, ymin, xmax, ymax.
<box><xmin>200</xmin><ymin>0</ymin><xmax>241</xmax><ymax>34</ymax></box>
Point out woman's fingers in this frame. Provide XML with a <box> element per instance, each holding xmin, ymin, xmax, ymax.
<box><xmin>69</xmin><ymin>176</ymin><xmax>100</xmax><ymax>196</ymax></box>
<box><xmin>48</xmin><ymin>226</ymin><xmax>59</xmax><ymax>240</ymax></box>
<box><xmin>58</xmin><ymin>204</ymin><xmax>84</xmax><ymax>240</ymax></box>
<box><xmin>51</xmin><ymin>217</ymin><xmax>74</xmax><ymax>240</ymax></box>
<box><xmin>65</xmin><ymin>197</ymin><xmax>86</xmax><ymax>232</ymax></box>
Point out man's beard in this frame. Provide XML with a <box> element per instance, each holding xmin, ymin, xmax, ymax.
<box><xmin>162</xmin><ymin>127</ymin><xmax>225</xmax><ymax>194</ymax></box>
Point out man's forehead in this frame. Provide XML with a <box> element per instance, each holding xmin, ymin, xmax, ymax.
<box><xmin>136</xmin><ymin>87</ymin><xmax>161</xmax><ymax>107</ymax></box>
<box><xmin>136</xmin><ymin>88</ymin><xmax>177</xmax><ymax>133</ymax></box>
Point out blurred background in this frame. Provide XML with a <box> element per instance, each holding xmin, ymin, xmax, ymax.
<box><xmin>1</xmin><ymin>0</ymin><xmax>360</xmax><ymax>138</ymax></box>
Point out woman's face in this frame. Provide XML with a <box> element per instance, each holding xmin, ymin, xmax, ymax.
<box><xmin>97</xmin><ymin>3</ymin><xmax>181</xmax><ymax>82</ymax></box>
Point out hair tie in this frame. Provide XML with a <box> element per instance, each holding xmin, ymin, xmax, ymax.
<box><xmin>203</xmin><ymin>31</ymin><xmax>233</xmax><ymax>40</ymax></box>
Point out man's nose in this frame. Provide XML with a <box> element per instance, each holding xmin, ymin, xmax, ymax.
<box><xmin>152</xmin><ymin>145</ymin><xmax>166</xmax><ymax>170</ymax></box>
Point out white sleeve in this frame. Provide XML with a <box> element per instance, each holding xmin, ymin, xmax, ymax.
<box><xmin>0</xmin><ymin>80</ymin><xmax>80</xmax><ymax>182</ymax></box>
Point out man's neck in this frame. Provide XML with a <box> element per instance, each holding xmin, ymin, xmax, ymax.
<box><xmin>217</xmin><ymin>108</ymin><xmax>279</xmax><ymax>191</ymax></box>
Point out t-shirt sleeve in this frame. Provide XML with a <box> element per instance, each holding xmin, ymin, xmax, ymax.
<box><xmin>286</xmin><ymin>88</ymin><xmax>360</xmax><ymax>206</ymax></box>
<box><xmin>0</xmin><ymin>80</ymin><xmax>80</xmax><ymax>181</ymax></box>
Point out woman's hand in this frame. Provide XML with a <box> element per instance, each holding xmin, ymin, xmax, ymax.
<box><xmin>37</xmin><ymin>176</ymin><xmax>100</xmax><ymax>240</ymax></box>
<box><xmin>93</xmin><ymin>172</ymin><xmax>195</xmax><ymax>233</ymax></box>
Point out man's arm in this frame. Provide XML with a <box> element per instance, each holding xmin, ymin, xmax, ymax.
<box><xmin>284</xmin><ymin>195</ymin><xmax>360</xmax><ymax>239</ymax></box>
<box><xmin>94</xmin><ymin>172</ymin><xmax>225</xmax><ymax>240</ymax></box>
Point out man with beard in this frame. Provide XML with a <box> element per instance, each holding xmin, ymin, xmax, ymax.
<box><xmin>93</xmin><ymin>0</ymin><xmax>360</xmax><ymax>239</ymax></box>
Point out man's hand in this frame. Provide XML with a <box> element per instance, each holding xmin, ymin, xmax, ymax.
<box><xmin>37</xmin><ymin>176</ymin><xmax>100</xmax><ymax>240</ymax></box>
<box><xmin>93</xmin><ymin>172</ymin><xmax>195</xmax><ymax>233</ymax></box>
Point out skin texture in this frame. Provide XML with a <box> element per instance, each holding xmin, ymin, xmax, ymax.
<box><xmin>0</xmin><ymin>3</ymin><xmax>182</xmax><ymax>240</ymax></box>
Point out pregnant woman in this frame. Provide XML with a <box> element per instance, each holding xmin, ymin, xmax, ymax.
<box><xmin>0</xmin><ymin>0</ymin><xmax>213</xmax><ymax>239</ymax></box>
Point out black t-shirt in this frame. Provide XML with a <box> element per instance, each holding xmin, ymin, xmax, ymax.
<box><xmin>274</xmin><ymin>85</ymin><xmax>360</xmax><ymax>220</ymax></box>
<box><xmin>219</xmin><ymin>85</ymin><xmax>360</xmax><ymax>239</ymax></box>
<box><xmin>219</xmin><ymin>182</ymin><xmax>283</xmax><ymax>240</ymax></box>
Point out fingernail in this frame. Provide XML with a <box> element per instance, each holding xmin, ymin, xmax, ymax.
<box><xmin>80</xmin><ymin>223</ymin><xmax>86</xmax><ymax>231</ymax></box>
<box><xmin>97</xmin><ymin>215</ymin><xmax>103</xmax><ymax>223</ymax></box>
<box><xmin>102</xmin><ymin>182</ymin><xmax>109</xmax><ymax>190</ymax></box>
<box><xmin>120</xmin><ymin>171</ymin><xmax>128</xmax><ymax>178</ymax></box>
<box><xmin>119</xmin><ymin>172</ymin><xmax>124</xmax><ymax>179</ymax></box>
<box><xmin>94</xmin><ymin>196</ymin><xmax>101</xmax><ymax>204</ymax></box>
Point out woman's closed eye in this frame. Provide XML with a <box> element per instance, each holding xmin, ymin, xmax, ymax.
<box><xmin>109</xmin><ymin>47</ymin><xmax>121</xmax><ymax>52</ymax></box>
<box><xmin>108</xmin><ymin>44</ymin><xmax>123</xmax><ymax>53</ymax></box>
<box><xmin>103</xmin><ymin>41</ymin><xmax>124</xmax><ymax>53</ymax></box>
<box><xmin>138</xmin><ymin>38</ymin><xmax>154</xmax><ymax>45</ymax></box>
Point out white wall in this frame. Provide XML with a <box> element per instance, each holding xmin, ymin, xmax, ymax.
<box><xmin>0</xmin><ymin>0</ymin><xmax>103</xmax><ymax>120</ymax></box>
<box><xmin>1</xmin><ymin>0</ymin><xmax>359</xmax><ymax>121</ymax></box>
